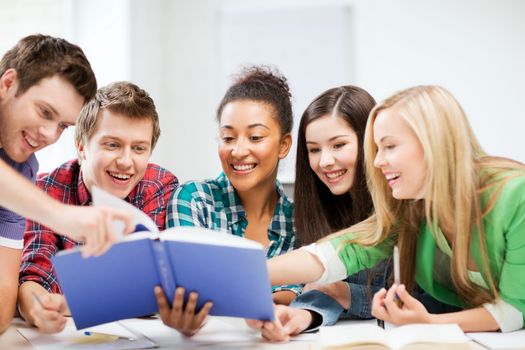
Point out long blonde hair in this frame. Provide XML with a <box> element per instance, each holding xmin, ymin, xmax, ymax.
<box><xmin>335</xmin><ymin>85</ymin><xmax>525</xmax><ymax>306</ymax></box>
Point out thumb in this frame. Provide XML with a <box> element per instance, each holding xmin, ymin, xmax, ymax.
<box><xmin>396</xmin><ymin>284</ymin><xmax>416</xmax><ymax>307</ymax></box>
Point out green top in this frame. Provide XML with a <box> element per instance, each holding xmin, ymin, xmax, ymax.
<box><xmin>330</xmin><ymin>170</ymin><xmax>525</xmax><ymax>323</ymax></box>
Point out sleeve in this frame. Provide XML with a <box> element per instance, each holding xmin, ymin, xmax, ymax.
<box><xmin>166</xmin><ymin>184</ymin><xmax>210</xmax><ymax>228</ymax></box>
<box><xmin>302</xmin><ymin>234</ymin><xmax>394</xmax><ymax>285</ymax></box>
<box><xmin>492</xmin><ymin>177</ymin><xmax>525</xmax><ymax>331</ymax></box>
<box><xmin>141</xmin><ymin>172</ymin><xmax>177</xmax><ymax>231</ymax></box>
<box><xmin>0</xmin><ymin>156</ymin><xmax>37</xmax><ymax>249</ymax></box>
<box><xmin>271</xmin><ymin>283</ymin><xmax>303</xmax><ymax>296</ymax></box>
<box><xmin>19</xmin><ymin>220</ymin><xmax>62</xmax><ymax>293</ymax></box>
<box><xmin>290</xmin><ymin>289</ymin><xmax>344</xmax><ymax>332</ymax></box>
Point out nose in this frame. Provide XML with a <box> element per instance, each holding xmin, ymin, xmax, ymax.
<box><xmin>319</xmin><ymin>149</ymin><xmax>335</xmax><ymax>168</ymax></box>
<box><xmin>231</xmin><ymin>138</ymin><xmax>250</xmax><ymax>158</ymax></box>
<box><xmin>374</xmin><ymin>150</ymin><xmax>386</xmax><ymax>168</ymax></box>
<box><xmin>39</xmin><ymin>123</ymin><xmax>62</xmax><ymax>145</ymax></box>
<box><xmin>116</xmin><ymin>148</ymin><xmax>133</xmax><ymax>168</ymax></box>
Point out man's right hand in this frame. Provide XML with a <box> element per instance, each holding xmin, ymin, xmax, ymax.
<box><xmin>29</xmin><ymin>293</ymin><xmax>69</xmax><ymax>333</ymax></box>
<box><xmin>53</xmin><ymin>205</ymin><xmax>135</xmax><ymax>257</ymax></box>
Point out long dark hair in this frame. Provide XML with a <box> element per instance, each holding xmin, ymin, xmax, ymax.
<box><xmin>294</xmin><ymin>86</ymin><xmax>375</xmax><ymax>245</ymax></box>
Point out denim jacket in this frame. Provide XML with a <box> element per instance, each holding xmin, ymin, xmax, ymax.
<box><xmin>290</xmin><ymin>261</ymin><xmax>388</xmax><ymax>332</ymax></box>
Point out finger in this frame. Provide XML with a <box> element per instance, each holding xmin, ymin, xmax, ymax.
<box><xmin>181</xmin><ymin>292</ymin><xmax>199</xmax><ymax>329</ymax></box>
<box><xmin>95</xmin><ymin>210</ymin><xmax>114</xmax><ymax>256</ymax></box>
<box><xmin>110</xmin><ymin>208</ymin><xmax>135</xmax><ymax>235</ymax></box>
<box><xmin>262</xmin><ymin>321</ymin><xmax>289</xmax><ymax>342</ymax></box>
<box><xmin>396</xmin><ymin>284</ymin><xmax>416</xmax><ymax>307</ymax></box>
<box><xmin>283</xmin><ymin>309</ymin><xmax>312</xmax><ymax>335</ymax></box>
<box><xmin>171</xmin><ymin>287</ymin><xmax>185</xmax><ymax>318</ymax></box>
<box><xmin>154</xmin><ymin>286</ymin><xmax>170</xmax><ymax>321</ymax></box>
<box><xmin>194</xmin><ymin>301</ymin><xmax>212</xmax><ymax>327</ymax></box>
<box><xmin>371</xmin><ymin>288</ymin><xmax>389</xmax><ymax>320</ymax></box>
<box><xmin>383</xmin><ymin>284</ymin><xmax>401</xmax><ymax>312</ymax></box>
<box><xmin>245</xmin><ymin>319</ymin><xmax>263</xmax><ymax>330</ymax></box>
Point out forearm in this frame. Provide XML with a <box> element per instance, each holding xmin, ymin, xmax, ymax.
<box><xmin>272</xmin><ymin>290</ymin><xmax>297</xmax><ymax>305</ymax></box>
<box><xmin>429</xmin><ymin>306</ymin><xmax>499</xmax><ymax>332</ymax></box>
<box><xmin>269</xmin><ymin>249</ymin><xmax>325</xmax><ymax>286</ymax></box>
<box><xmin>18</xmin><ymin>281</ymin><xmax>50</xmax><ymax>326</ymax></box>
<box><xmin>0</xmin><ymin>247</ymin><xmax>22</xmax><ymax>333</ymax></box>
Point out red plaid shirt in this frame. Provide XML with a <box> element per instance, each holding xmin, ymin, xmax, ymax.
<box><xmin>19</xmin><ymin>159</ymin><xmax>177</xmax><ymax>293</ymax></box>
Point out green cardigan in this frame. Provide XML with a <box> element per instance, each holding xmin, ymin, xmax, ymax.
<box><xmin>330</xmin><ymin>171</ymin><xmax>525</xmax><ymax>324</ymax></box>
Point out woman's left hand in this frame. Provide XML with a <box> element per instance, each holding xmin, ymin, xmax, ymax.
<box><xmin>371</xmin><ymin>284</ymin><xmax>432</xmax><ymax>325</ymax></box>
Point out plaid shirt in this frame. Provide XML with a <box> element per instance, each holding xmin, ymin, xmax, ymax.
<box><xmin>166</xmin><ymin>172</ymin><xmax>301</xmax><ymax>295</ymax></box>
<box><xmin>19</xmin><ymin>159</ymin><xmax>177</xmax><ymax>293</ymax></box>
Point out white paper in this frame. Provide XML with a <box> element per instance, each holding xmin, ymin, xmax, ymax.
<box><xmin>17</xmin><ymin>321</ymin><xmax>157</xmax><ymax>350</ymax></box>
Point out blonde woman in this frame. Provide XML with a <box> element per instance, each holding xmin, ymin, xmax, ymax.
<box><xmin>265</xmin><ymin>85</ymin><xmax>525</xmax><ymax>333</ymax></box>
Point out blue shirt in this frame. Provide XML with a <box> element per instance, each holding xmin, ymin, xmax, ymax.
<box><xmin>0</xmin><ymin>149</ymin><xmax>38</xmax><ymax>248</ymax></box>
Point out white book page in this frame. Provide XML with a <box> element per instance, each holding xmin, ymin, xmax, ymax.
<box><xmin>161</xmin><ymin>226</ymin><xmax>264</xmax><ymax>250</ymax></box>
<box><xmin>91</xmin><ymin>185</ymin><xmax>159</xmax><ymax>236</ymax></box>
<box><xmin>468</xmin><ymin>329</ymin><xmax>525</xmax><ymax>350</ymax></box>
<box><xmin>388</xmin><ymin>324</ymin><xmax>468</xmax><ymax>349</ymax></box>
<box><xmin>318</xmin><ymin>324</ymin><xmax>389</xmax><ymax>348</ymax></box>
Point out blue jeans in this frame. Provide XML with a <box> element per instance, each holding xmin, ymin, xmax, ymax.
<box><xmin>290</xmin><ymin>261</ymin><xmax>388</xmax><ymax>331</ymax></box>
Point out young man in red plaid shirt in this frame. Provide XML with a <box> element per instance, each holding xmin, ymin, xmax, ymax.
<box><xmin>17</xmin><ymin>81</ymin><xmax>178</xmax><ymax>333</ymax></box>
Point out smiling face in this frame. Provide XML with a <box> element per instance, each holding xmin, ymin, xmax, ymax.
<box><xmin>0</xmin><ymin>70</ymin><xmax>84</xmax><ymax>162</ymax></box>
<box><xmin>79</xmin><ymin>110</ymin><xmax>153</xmax><ymax>199</ymax></box>
<box><xmin>373</xmin><ymin>107</ymin><xmax>427</xmax><ymax>200</ymax></box>
<box><xmin>218</xmin><ymin>100</ymin><xmax>291</xmax><ymax>193</ymax></box>
<box><xmin>305</xmin><ymin>115</ymin><xmax>359</xmax><ymax>195</ymax></box>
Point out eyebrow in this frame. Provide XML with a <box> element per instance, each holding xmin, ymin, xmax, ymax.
<box><xmin>379</xmin><ymin>136</ymin><xmax>395</xmax><ymax>143</ymax></box>
<box><xmin>100</xmin><ymin>136</ymin><xmax>151</xmax><ymax>144</ymax></box>
<box><xmin>306</xmin><ymin>134</ymin><xmax>352</xmax><ymax>144</ymax></box>
<box><xmin>220</xmin><ymin>123</ymin><xmax>270</xmax><ymax>130</ymax></box>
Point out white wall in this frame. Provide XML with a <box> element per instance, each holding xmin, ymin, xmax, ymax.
<box><xmin>157</xmin><ymin>0</ymin><xmax>525</xmax><ymax>184</ymax></box>
<box><xmin>2</xmin><ymin>0</ymin><xmax>525</xmax><ymax>181</ymax></box>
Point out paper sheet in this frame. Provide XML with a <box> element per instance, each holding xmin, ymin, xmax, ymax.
<box><xmin>17</xmin><ymin>321</ymin><xmax>157</xmax><ymax>350</ymax></box>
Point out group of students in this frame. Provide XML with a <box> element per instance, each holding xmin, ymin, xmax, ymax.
<box><xmin>0</xmin><ymin>34</ymin><xmax>524</xmax><ymax>341</ymax></box>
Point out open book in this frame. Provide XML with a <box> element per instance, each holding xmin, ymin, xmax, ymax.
<box><xmin>52</xmin><ymin>186</ymin><xmax>274</xmax><ymax>329</ymax></box>
<box><xmin>318</xmin><ymin>323</ymin><xmax>470</xmax><ymax>350</ymax></box>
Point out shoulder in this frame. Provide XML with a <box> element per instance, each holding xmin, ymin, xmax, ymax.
<box><xmin>175</xmin><ymin>177</ymin><xmax>222</xmax><ymax>204</ymax></box>
<box><xmin>36</xmin><ymin>159</ymin><xmax>80</xmax><ymax>193</ymax></box>
<box><xmin>137</xmin><ymin>163</ymin><xmax>178</xmax><ymax>190</ymax></box>
<box><xmin>0</xmin><ymin>150</ymin><xmax>39</xmax><ymax>180</ymax></box>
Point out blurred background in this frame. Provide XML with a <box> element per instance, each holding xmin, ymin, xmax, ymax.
<box><xmin>2</xmin><ymin>0</ymin><xmax>525</xmax><ymax>193</ymax></box>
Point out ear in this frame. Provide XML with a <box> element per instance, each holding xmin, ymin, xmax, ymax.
<box><xmin>278</xmin><ymin>133</ymin><xmax>292</xmax><ymax>159</ymax></box>
<box><xmin>77</xmin><ymin>141</ymin><xmax>86</xmax><ymax>161</ymax></box>
<box><xmin>0</xmin><ymin>68</ymin><xmax>18</xmax><ymax>98</ymax></box>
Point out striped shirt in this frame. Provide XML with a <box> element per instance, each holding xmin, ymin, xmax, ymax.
<box><xmin>166</xmin><ymin>172</ymin><xmax>301</xmax><ymax>295</ymax></box>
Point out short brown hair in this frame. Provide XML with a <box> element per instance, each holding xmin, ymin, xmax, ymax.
<box><xmin>75</xmin><ymin>81</ymin><xmax>160</xmax><ymax>159</ymax></box>
<box><xmin>0</xmin><ymin>34</ymin><xmax>97</xmax><ymax>102</ymax></box>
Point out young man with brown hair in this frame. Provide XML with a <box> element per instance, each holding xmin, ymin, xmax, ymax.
<box><xmin>18</xmin><ymin>81</ymin><xmax>177</xmax><ymax>333</ymax></box>
<box><xmin>0</xmin><ymin>35</ymin><xmax>134</xmax><ymax>332</ymax></box>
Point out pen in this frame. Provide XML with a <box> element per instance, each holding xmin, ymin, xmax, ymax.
<box><xmin>32</xmin><ymin>292</ymin><xmax>45</xmax><ymax>308</ymax></box>
<box><xmin>84</xmin><ymin>331</ymin><xmax>135</xmax><ymax>341</ymax></box>
<box><xmin>393</xmin><ymin>245</ymin><xmax>400</xmax><ymax>286</ymax></box>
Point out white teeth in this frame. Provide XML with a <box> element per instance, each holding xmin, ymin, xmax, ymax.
<box><xmin>386</xmin><ymin>173</ymin><xmax>400</xmax><ymax>180</ymax></box>
<box><xmin>24</xmin><ymin>134</ymin><xmax>38</xmax><ymax>148</ymax></box>
<box><xmin>232</xmin><ymin>164</ymin><xmax>255</xmax><ymax>171</ymax></box>
<box><xmin>326</xmin><ymin>170</ymin><xmax>346</xmax><ymax>179</ymax></box>
<box><xmin>109</xmin><ymin>172</ymin><xmax>131</xmax><ymax>180</ymax></box>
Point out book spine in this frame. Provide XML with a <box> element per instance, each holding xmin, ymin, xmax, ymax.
<box><xmin>151</xmin><ymin>241</ymin><xmax>176</xmax><ymax>303</ymax></box>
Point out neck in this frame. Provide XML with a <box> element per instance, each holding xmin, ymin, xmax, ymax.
<box><xmin>237</xmin><ymin>180</ymin><xmax>279</xmax><ymax>220</ymax></box>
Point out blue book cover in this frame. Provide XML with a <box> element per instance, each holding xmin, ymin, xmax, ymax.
<box><xmin>53</xmin><ymin>228</ymin><xmax>275</xmax><ymax>329</ymax></box>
